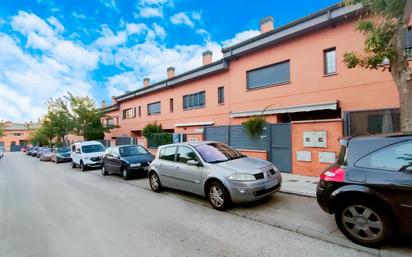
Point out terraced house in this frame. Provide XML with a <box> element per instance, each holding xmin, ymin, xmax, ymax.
<box><xmin>102</xmin><ymin>3</ymin><xmax>412</xmax><ymax>176</ymax></box>
<box><xmin>0</xmin><ymin>122</ymin><xmax>38</xmax><ymax>152</ymax></box>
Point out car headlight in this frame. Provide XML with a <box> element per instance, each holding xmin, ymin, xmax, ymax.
<box><xmin>228</xmin><ymin>173</ymin><xmax>256</xmax><ymax>181</ymax></box>
<box><xmin>84</xmin><ymin>157</ymin><xmax>90</xmax><ymax>160</ymax></box>
<box><xmin>130</xmin><ymin>163</ymin><xmax>141</xmax><ymax>168</ymax></box>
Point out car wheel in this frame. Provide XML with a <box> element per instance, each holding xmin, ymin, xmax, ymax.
<box><xmin>208</xmin><ymin>181</ymin><xmax>230</xmax><ymax>211</ymax></box>
<box><xmin>149</xmin><ymin>171</ymin><xmax>162</xmax><ymax>192</ymax></box>
<box><xmin>71</xmin><ymin>161</ymin><xmax>76</xmax><ymax>168</ymax></box>
<box><xmin>101</xmin><ymin>164</ymin><xmax>108</xmax><ymax>176</ymax></box>
<box><xmin>122</xmin><ymin>167</ymin><xmax>129</xmax><ymax>180</ymax></box>
<box><xmin>80</xmin><ymin>161</ymin><xmax>87</xmax><ymax>172</ymax></box>
<box><xmin>335</xmin><ymin>200</ymin><xmax>392</xmax><ymax>248</ymax></box>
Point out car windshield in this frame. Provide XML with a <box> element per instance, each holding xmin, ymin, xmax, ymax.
<box><xmin>81</xmin><ymin>144</ymin><xmax>105</xmax><ymax>153</ymax></box>
<box><xmin>57</xmin><ymin>147</ymin><xmax>70</xmax><ymax>153</ymax></box>
<box><xmin>119</xmin><ymin>146</ymin><xmax>148</xmax><ymax>157</ymax></box>
<box><xmin>195</xmin><ymin>143</ymin><xmax>245</xmax><ymax>163</ymax></box>
<box><xmin>43</xmin><ymin>149</ymin><xmax>51</xmax><ymax>154</ymax></box>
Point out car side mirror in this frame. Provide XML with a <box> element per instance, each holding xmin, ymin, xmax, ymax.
<box><xmin>187</xmin><ymin>160</ymin><xmax>199</xmax><ymax>166</ymax></box>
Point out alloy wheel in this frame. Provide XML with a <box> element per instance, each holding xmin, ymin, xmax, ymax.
<box><xmin>341</xmin><ymin>205</ymin><xmax>384</xmax><ymax>242</ymax></box>
<box><xmin>150</xmin><ymin>173</ymin><xmax>159</xmax><ymax>191</ymax></box>
<box><xmin>209</xmin><ymin>185</ymin><xmax>224</xmax><ymax>208</ymax></box>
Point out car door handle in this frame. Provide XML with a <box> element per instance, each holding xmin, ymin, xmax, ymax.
<box><xmin>175</xmin><ymin>166</ymin><xmax>180</xmax><ymax>170</ymax></box>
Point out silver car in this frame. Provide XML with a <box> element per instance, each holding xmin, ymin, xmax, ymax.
<box><xmin>148</xmin><ymin>141</ymin><xmax>282</xmax><ymax>210</ymax></box>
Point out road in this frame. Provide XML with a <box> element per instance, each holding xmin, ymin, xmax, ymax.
<box><xmin>0</xmin><ymin>153</ymin><xmax>409</xmax><ymax>257</ymax></box>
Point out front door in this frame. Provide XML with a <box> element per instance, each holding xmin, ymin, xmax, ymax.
<box><xmin>270</xmin><ymin>124</ymin><xmax>292</xmax><ymax>173</ymax></box>
<box><xmin>172</xmin><ymin>146</ymin><xmax>203</xmax><ymax>195</ymax></box>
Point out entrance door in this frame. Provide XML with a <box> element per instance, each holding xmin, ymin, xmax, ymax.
<box><xmin>270</xmin><ymin>124</ymin><xmax>292</xmax><ymax>173</ymax></box>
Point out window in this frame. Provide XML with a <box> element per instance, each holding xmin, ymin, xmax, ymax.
<box><xmin>138</xmin><ymin>106</ymin><xmax>141</xmax><ymax>117</ymax></box>
<box><xmin>183</xmin><ymin>91</ymin><xmax>205</xmax><ymax>110</ymax></box>
<box><xmin>356</xmin><ymin>141</ymin><xmax>412</xmax><ymax>171</ymax></box>
<box><xmin>148</xmin><ymin>102</ymin><xmax>161</xmax><ymax>115</ymax></box>
<box><xmin>324</xmin><ymin>48</ymin><xmax>337</xmax><ymax>75</ymax></box>
<box><xmin>107</xmin><ymin>119</ymin><xmax>114</xmax><ymax>126</ymax></box>
<box><xmin>170</xmin><ymin>98</ymin><xmax>174</xmax><ymax>113</ymax></box>
<box><xmin>247</xmin><ymin>60</ymin><xmax>290</xmax><ymax>89</ymax></box>
<box><xmin>177</xmin><ymin>146</ymin><xmax>198</xmax><ymax>164</ymax></box>
<box><xmin>159</xmin><ymin>146</ymin><xmax>176</xmax><ymax>161</ymax></box>
<box><xmin>218</xmin><ymin>86</ymin><xmax>224</xmax><ymax>105</ymax></box>
<box><xmin>406</xmin><ymin>27</ymin><xmax>412</xmax><ymax>58</ymax></box>
<box><xmin>122</xmin><ymin>108</ymin><xmax>136</xmax><ymax>119</ymax></box>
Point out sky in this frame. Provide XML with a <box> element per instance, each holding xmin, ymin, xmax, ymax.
<box><xmin>0</xmin><ymin>0</ymin><xmax>340</xmax><ymax>123</ymax></box>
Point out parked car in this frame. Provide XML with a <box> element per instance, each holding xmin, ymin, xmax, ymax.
<box><xmin>102</xmin><ymin>145</ymin><xmax>154</xmax><ymax>180</ymax></box>
<box><xmin>149</xmin><ymin>141</ymin><xmax>282</xmax><ymax>210</ymax></box>
<box><xmin>0</xmin><ymin>146</ymin><xmax>4</xmax><ymax>159</ymax></box>
<box><xmin>31</xmin><ymin>147</ymin><xmax>39</xmax><ymax>157</ymax></box>
<box><xmin>36</xmin><ymin>147</ymin><xmax>44</xmax><ymax>158</ymax></box>
<box><xmin>40</xmin><ymin>148</ymin><xmax>54</xmax><ymax>162</ymax></box>
<box><xmin>317</xmin><ymin>134</ymin><xmax>412</xmax><ymax>247</ymax></box>
<box><xmin>52</xmin><ymin>147</ymin><xmax>72</xmax><ymax>163</ymax></box>
<box><xmin>26</xmin><ymin>147</ymin><xmax>33</xmax><ymax>155</ymax></box>
<box><xmin>21</xmin><ymin>146</ymin><xmax>28</xmax><ymax>152</ymax></box>
<box><xmin>71</xmin><ymin>141</ymin><xmax>105</xmax><ymax>171</ymax></box>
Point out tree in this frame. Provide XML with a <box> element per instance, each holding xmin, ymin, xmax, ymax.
<box><xmin>65</xmin><ymin>93</ymin><xmax>109</xmax><ymax>140</ymax></box>
<box><xmin>142</xmin><ymin>122</ymin><xmax>164</xmax><ymax>138</ymax></box>
<box><xmin>29</xmin><ymin>127</ymin><xmax>50</xmax><ymax>146</ymax></box>
<box><xmin>344</xmin><ymin>0</ymin><xmax>412</xmax><ymax>132</ymax></box>
<box><xmin>0</xmin><ymin>121</ymin><xmax>5</xmax><ymax>138</ymax></box>
<box><xmin>45</xmin><ymin>98</ymin><xmax>72</xmax><ymax>145</ymax></box>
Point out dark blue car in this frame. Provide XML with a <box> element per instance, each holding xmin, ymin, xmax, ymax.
<box><xmin>101</xmin><ymin>145</ymin><xmax>154</xmax><ymax>180</ymax></box>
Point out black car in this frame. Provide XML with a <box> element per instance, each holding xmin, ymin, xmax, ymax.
<box><xmin>317</xmin><ymin>134</ymin><xmax>412</xmax><ymax>247</ymax></box>
<box><xmin>101</xmin><ymin>145</ymin><xmax>154</xmax><ymax>180</ymax></box>
<box><xmin>31</xmin><ymin>147</ymin><xmax>39</xmax><ymax>157</ymax></box>
<box><xmin>52</xmin><ymin>147</ymin><xmax>72</xmax><ymax>163</ymax></box>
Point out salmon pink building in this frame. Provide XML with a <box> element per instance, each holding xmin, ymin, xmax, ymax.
<box><xmin>0</xmin><ymin>122</ymin><xmax>38</xmax><ymax>152</ymax></box>
<box><xmin>102</xmin><ymin>3</ymin><xmax>412</xmax><ymax>176</ymax></box>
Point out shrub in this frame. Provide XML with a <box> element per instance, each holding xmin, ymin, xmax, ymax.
<box><xmin>142</xmin><ymin>122</ymin><xmax>164</xmax><ymax>138</ymax></box>
<box><xmin>243</xmin><ymin>116</ymin><xmax>267</xmax><ymax>137</ymax></box>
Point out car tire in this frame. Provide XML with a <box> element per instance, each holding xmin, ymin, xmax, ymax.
<box><xmin>207</xmin><ymin>181</ymin><xmax>230</xmax><ymax>211</ymax></box>
<box><xmin>149</xmin><ymin>171</ymin><xmax>162</xmax><ymax>192</ymax></box>
<box><xmin>335</xmin><ymin>200</ymin><xmax>393</xmax><ymax>248</ymax></box>
<box><xmin>122</xmin><ymin>167</ymin><xmax>129</xmax><ymax>180</ymax></box>
<box><xmin>80</xmin><ymin>160</ymin><xmax>87</xmax><ymax>172</ymax></box>
<box><xmin>101</xmin><ymin>164</ymin><xmax>108</xmax><ymax>176</ymax></box>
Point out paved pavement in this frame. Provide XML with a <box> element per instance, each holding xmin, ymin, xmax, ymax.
<box><xmin>0</xmin><ymin>153</ymin><xmax>411</xmax><ymax>257</ymax></box>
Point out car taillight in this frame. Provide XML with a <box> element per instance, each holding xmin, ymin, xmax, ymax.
<box><xmin>320</xmin><ymin>166</ymin><xmax>346</xmax><ymax>182</ymax></box>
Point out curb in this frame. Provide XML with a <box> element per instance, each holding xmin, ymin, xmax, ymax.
<box><xmin>279</xmin><ymin>188</ymin><xmax>316</xmax><ymax>198</ymax></box>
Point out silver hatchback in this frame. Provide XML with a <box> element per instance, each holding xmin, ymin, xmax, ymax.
<box><xmin>148</xmin><ymin>141</ymin><xmax>282</xmax><ymax>210</ymax></box>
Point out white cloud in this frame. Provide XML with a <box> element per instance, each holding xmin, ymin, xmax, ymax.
<box><xmin>221</xmin><ymin>29</ymin><xmax>260</xmax><ymax>48</ymax></box>
<box><xmin>100</xmin><ymin>0</ymin><xmax>117</xmax><ymax>10</ymax></box>
<box><xmin>106</xmin><ymin>72</ymin><xmax>141</xmax><ymax>97</ymax></box>
<box><xmin>139</xmin><ymin>7</ymin><xmax>163</xmax><ymax>18</ymax></box>
<box><xmin>170</xmin><ymin>12</ymin><xmax>194</xmax><ymax>27</ymax></box>
<box><xmin>94</xmin><ymin>26</ymin><xmax>127</xmax><ymax>48</ymax></box>
<box><xmin>139</xmin><ymin>0</ymin><xmax>171</xmax><ymax>5</ymax></box>
<box><xmin>126</xmin><ymin>23</ymin><xmax>147</xmax><ymax>35</ymax></box>
<box><xmin>0</xmin><ymin>11</ymin><xmax>99</xmax><ymax>122</ymax></box>
<box><xmin>47</xmin><ymin>16</ymin><xmax>64</xmax><ymax>33</ymax></box>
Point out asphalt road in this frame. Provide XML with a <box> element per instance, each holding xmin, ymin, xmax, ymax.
<box><xmin>0</xmin><ymin>153</ymin><xmax>408</xmax><ymax>257</ymax></box>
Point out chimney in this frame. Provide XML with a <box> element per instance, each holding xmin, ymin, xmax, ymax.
<box><xmin>202</xmin><ymin>50</ymin><xmax>213</xmax><ymax>66</ymax></box>
<box><xmin>111</xmin><ymin>96</ymin><xmax>117</xmax><ymax>104</ymax></box>
<box><xmin>101</xmin><ymin>100</ymin><xmax>106</xmax><ymax>108</ymax></box>
<box><xmin>167</xmin><ymin>67</ymin><xmax>175</xmax><ymax>79</ymax></box>
<box><xmin>260</xmin><ymin>16</ymin><xmax>274</xmax><ymax>34</ymax></box>
<box><xmin>143</xmin><ymin>77</ymin><xmax>150</xmax><ymax>87</ymax></box>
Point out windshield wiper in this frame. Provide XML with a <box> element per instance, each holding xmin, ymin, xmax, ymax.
<box><xmin>209</xmin><ymin>160</ymin><xmax>228</xmax><ymax>164</ymax></box>
<box><xmin>399</xmin><ymin>164</ymin><xmax>412</xmax><ymax>172</ymax></box>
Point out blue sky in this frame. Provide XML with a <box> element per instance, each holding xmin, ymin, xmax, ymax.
<box><xmin>0</xmin><ymin>0</ymin><xmax>339</xmax><ymax>122</ymax></box>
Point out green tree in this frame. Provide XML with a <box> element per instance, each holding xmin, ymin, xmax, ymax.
<box><xmin>0</xmin><ymin>121</ymin><xmax>5</xmax><ymax>138</ymax></box>
<box><xmin>45</xmin><ymin>98</ymin><xmax>72</xmax><ymax>144</ymax></box>
<box><xmin>29</xmin><ymin>127</ymin><xmax>50</xmax><ymax>146</ymax></box>
<box><xmin>65</xmin><ymin>93</ymin><xmax>109</xmax><ymax>140</ymax></box>
<box><xmin>142</xmin><ymin>122</ymin><xmax>164</xmax><ymax>138</ymax></box>
<box><xmin>344</xmin><ymin>0</ymin><xmax>412</xmax><ymax>132</ymax></box>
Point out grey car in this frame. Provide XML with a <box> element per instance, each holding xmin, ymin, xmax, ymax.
<box><xmin>148</xmin><ymin>141</ymin><xmax>282</xmax><ymax>210</ymax></box>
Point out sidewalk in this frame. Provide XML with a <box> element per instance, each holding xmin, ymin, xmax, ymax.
<box><xmin>279</xmin><ymin>172</ymin><xmax>318</xmax><ymax>198</ymax></box>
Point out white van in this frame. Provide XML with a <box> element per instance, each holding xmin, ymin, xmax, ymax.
<box><xmin>71</xmin><ymin>141</ymin><xmax>106</xmax><ymax>171</ymax></box>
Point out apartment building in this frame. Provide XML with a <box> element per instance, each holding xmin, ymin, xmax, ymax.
<box><xmin>102</xmin><ymin>3</ymin><xmax>412</xmax><ymax>176</ymax></box>
<box><xmin>0</xmin><ymin>122</ymin><xmax>38</xmax><ymax>151</ymax></box>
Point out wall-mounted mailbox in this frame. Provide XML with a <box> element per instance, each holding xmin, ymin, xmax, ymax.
<box><xmin>303</xmin><ymin>131</ymin><xmax>327</xmax><ymax>148</ymax></box>
<box><xmin>319</xmin><ymin>152</ymin><xmax>336</xmax><ymax>164</ymax></box>
<box><xmin>297</xmin><ymin>151</ymin><xmax>311</xmax><ymax>162</ymax></box>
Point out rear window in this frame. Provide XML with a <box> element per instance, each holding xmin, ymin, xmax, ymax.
<box><xmin>355</xmin><ymin>140</ymin><xmax>412</xmax><ymax>171</ymax></box>
<box><xmin>159</xmin><ymin>146</ymin><xmax>176</xmax><ymax>161</ymax></box>
<box><xmin>337</xmin><ymin>145</ymin><xmax>347</xmax><ymax>167</ymax></box>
